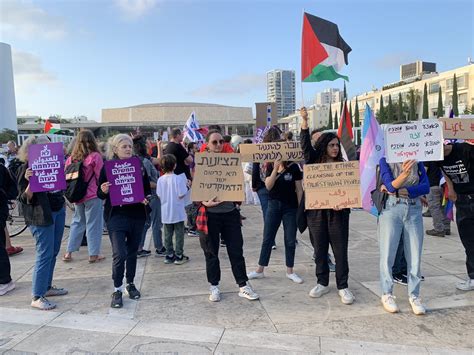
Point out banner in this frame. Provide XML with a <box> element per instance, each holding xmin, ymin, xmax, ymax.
<box><xmin>191</xmin><ymin>153</ymin><xmax>244</xmax><ymax>202</ymax></box>
<box><xmin>304</xmin><ymin>161</ymin><xmax>361</xmax><ymax>209</ymax></box>
<box><xmin>384</xmin><ymin>119</ymin><xmax>443</xmax><ymax>163</ymax></box>
<box><xmin>105</xmin><ymin>156</ymin><xmax>145</xmax><ymax>206</ymax></box>
<box><xmin>440</xmin><ymin>117</ymin><xmax>474</xmax><ymax>139</ymax></box>
<box><xmin>28</xmin><ymin>142</ymin><xmax>66</xmax><ymax>192</ymax></box>
<box><xmin>240</xmin><ymin>141</ymin><xmax>304</xmax><ymax>162</ymax></box>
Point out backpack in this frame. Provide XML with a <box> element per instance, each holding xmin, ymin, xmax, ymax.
<box><xmin>65</xmin><ymin>161</ymin><xmax>94</xmax><ymax>203</ymax></box>
<box><xmin>0</xmin><ymin>164</ymin><xmax>18</xmax><ymax>200</ymax></box>
<box><xmin>7</xmin><ymin>158</ymin><xmax>23</xmax><ymax>183</ymax></box>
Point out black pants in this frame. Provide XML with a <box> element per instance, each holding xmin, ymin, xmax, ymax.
<box><xmin>0</xmin><ymin>219</ymin><xmax>12</xmax><ymax>285</ymax></box>
<box><xmin>307</xmin><ymin>209</ymin><xmax>350</xmax><ymax>289</ymax></box>
<box><xmin>199</xmin><ymin>209</ymin><xmax>248</xmax><ymax>287</ymax></box>
<box><xmin>455</xmin><ymin>195</ymin><xmax>474</xmax><ymax>279</ymax></box>
<box><xmin>108</xmin><ymin>214</ymin><xmax>144</xmax><ymax>288</ymax></box>
<box><xmin>392</xmin><ymin>233</ymin><xmax>407</xmax><ymax>276</ymax></box>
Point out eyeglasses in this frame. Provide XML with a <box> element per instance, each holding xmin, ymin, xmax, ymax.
<box><xmin>210</xmin><ymin>139</ymin><xmax>224</xmax><ymax>145</ymax></box>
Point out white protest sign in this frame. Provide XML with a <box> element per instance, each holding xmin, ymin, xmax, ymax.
<box><xmin>384</xmin><ymin>119</ymin><xmax>443</xmax><ymax>163</ymax></box>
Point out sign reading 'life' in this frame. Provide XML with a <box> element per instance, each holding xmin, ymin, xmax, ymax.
<box><xmin>384</xmin><ymin>119</ymin><xmax>444</xmax><ymax>163</ymax></box>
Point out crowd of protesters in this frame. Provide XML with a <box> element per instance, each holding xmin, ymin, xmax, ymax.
<box><xmin>0</xmin><ymin>111</ymin><xmax>473</xmax><ymax>315</ymax></box>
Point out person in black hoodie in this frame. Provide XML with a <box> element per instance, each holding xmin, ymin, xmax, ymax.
<box><xmin>97</xmin><ymin>134</ymin><xmax>151</xmax><ymax>308</ymax></box>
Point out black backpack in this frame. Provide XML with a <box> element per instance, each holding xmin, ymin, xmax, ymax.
<box><xmin>65</xmin><ymin>161</ymin><xmax>94</xmax><ymax>203</ymax></box>
<box><xmin>0</xmin><ymin>164</ymin><xmax>18</xmax><ymax>200</ymax></box>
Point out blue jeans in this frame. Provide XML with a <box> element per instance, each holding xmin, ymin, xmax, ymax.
<box><xmin>378</xmin><ymin>195</ymin><xmax>424</xmax><ymax>297</ymax></box>
<box><xmin>256</xmin><ymin>187</ymin><xmax>269</xmax><ymax>223</ymax></box>
<box><xmin>30</xmin><ymin>208</ymin><xmax>66</xmax><ymax>298</ymax></box>
<box><xmin>139</xmin><ymin>196</ymin><xmax>163</xmax><ymax>250</ymax></box>
<box><xmin>67</xmin><ymin>198</ymin><xmax>103</xmax><ymax>256</ymax></box>
<box><xmin>258</xmin><ymin>199</ymin><xmax>297</xmax><ymax>268</ymax></box>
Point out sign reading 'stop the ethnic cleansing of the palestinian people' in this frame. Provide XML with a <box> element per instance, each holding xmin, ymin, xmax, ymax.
<box><xmin>384</xmin><ymin>119</ymin><xmax>444</xmax><ymax>163</ymax></box>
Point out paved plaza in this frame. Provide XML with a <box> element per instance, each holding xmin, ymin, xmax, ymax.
<box><xmin>0</xmin><ymin>205</ymin><xmax>473</xmax><ymax>354</ymax></box>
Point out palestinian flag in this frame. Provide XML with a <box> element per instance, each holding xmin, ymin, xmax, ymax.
<box><xmin>337</xmin><ymin>101</ymin><xmax>357</xmax><ymax>161</ymax></box>
<box><xmin>44</xmin><ymin>119</ymin><xmax>61</xmax><ymax>134</ymax></box>
<box><xmin>301</xmin><ymin>12</ymin><xmax>352</xmax><ymax>82</ymax></box>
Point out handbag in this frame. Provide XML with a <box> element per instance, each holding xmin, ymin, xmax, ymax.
<box><xmin>370</xmin><ymin>165</ymin><xmax>388</xmax><ymax>215</ymax></box>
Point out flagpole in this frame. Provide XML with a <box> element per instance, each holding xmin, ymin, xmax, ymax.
<box><xmin>300</xmin><ymin>8</ymin><xmax>306</xmax><ymax>109</ymax></box>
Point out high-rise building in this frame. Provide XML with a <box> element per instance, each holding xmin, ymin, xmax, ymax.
<box><xmin>267</xmin><ymin>69</ymin><xmax>296</xmax><ymax>118</ymax></box>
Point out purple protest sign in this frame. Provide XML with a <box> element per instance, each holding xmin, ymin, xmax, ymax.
<box><xmin>105</xmin><ymin>156</ymin><xmax>145</xmax><ymax>206</ymax></box>
<box><xmin>254</xmin><ymin>126</ymin><xmax>270</xmax><ymax>143</ymax></box>
<box><xmin>28</xmin><ymin>142</ymin><xmax>66</xmax><ymax>193</ymax></box>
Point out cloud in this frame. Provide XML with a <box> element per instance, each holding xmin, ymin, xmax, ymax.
<box><xmin>189</xmin><ymin>73</ymin><xmax>266</xmax><ymax>98</ymax></box>
<box><xmin>1</xmin><ymin>0</ymin><xmax>67</xmax><ymax>40</ymax></box>
<box><xmin>114</xmin><ymin>0</ymin><xmax>159</xmax><ymax>20</ymax></box>
<box><xmin>374</xmin><ymin>52</ymin><xmax>418</xmax><ymax>70</ymax></box>
<box><xmin>12</xmin><ymin>50</ymin><xmax>58</xmax><ymax>93</ymax></box>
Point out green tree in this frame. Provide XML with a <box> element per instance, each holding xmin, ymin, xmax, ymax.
<box><xmin>409</xmin><ymin>89</ymin><xmax>416</xmax><ymax>120</ymax></box>
<box><xmin>349</xmin><ymin>101</ymin><xmax>353</xmax><ymax>124</ymax></box>
<box><xmin>17</xmin><ymin>117</ymin><xmax>26</xmax><ymax>125</ymax></box>
<box><xmin>397</xmin><ymin>92</ymin><xmax>403</xmax><ymax>121</ymax></box>
<box><xmin>0</xmin><ymin>129</ymin><xmax>17</xmax><ymax>144</ymax></box>
<box><xmin>378</xmin><ymin>95</ymin><xmax>386</xmax><ymax>123</ymax></box>
<box><xmin>328</xmin><ymin>105</ymin><xmax>333</xmax><ymax>129</ymax></box>
<box><xmin>354</xmin><ymin>98</ymin><xmax>360</xmax><ymax>145</ymax></box>
<box><xmin>471</xmin><ymin>104</ymin><xmax>474</xmax><ymax>114</ymax></box>
<box><xmin>34</xmin><ymin>117</ymin><xmax>45</xmax><ymax>124</ymax></box>
<box><xmin>387</xmin><ymin>94</ymin><xmax>394</xmax><ymax>123</ymax></box>
<box><xmin>452</xmin><ymin>73</ymin><xmax>459</xmax><ymax>116</ymax></box>
<box><xmin>334</xmin><ymin>110</ymin><xmax>339</xmax><ymax>130</ymax></box>
<box><xmin>422</xmin><ymin>83</ymin><xmax>429</xmax><ymax>119</ymax></box>
<box><xmin>437</xmin><ymin>87</ymin><xmax>444</xmax><ymax>117</ymax></box>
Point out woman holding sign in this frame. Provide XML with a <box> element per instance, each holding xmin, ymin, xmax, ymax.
<box><xmin>199</xmin><ymin>130</ymin><xmax>259</xmax><ymax>302</ymax></box>
<box><xmin>97</xmin><ymin>134</ymin><xmax>151</xmax><ymax>308</ymax></box>
<box><xmin>17</xmin><ymin>136</ymin><xmax>68</xmax><ymax>310</ymax></box>
<box><xmin>300</xmin><ymin>107</ymin><xmax>354</xmax><ymax>305</ymax></box>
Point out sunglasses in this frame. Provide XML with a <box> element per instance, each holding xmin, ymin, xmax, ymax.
<box><xmin>210</xmin><ymin>139</ymin><xmax>224</xmax><ymax>145</ymax></box>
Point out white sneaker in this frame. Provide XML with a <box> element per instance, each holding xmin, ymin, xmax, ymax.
<box><xmin>456</xmin><ymin>278</ymin><xmax>474</xmax><ymax>291</ymax></box>
<box><xmin>238</xmin><ymin>285</ymin><xmax>259</xmax><ymax>300</ymax></box>
<box><xmin>247</xmin><ymin>271</ymin><xmax>264</xmax><ymax>280</ymax></box>
<box><xmin>209</xmin><ymin>285</ymin><xmax>221</xmax><ymax>302</ymax></box>
<box><xmin>0</xmin><ymin>281</ymin><xmax>15</xmax><ymax>296</ymax></box>
<box><xmin>409</xmin><ymin>295</ymin><xmax>426</xmax><ymax>315</ymax></box>
<box><xmin>338</xmin><ymin>288</ymin><xmax>354</xmax><ymax>305</ymax></box>
<box><xmin>286</xmin><ymin>273</ymin><xmax>303</xmax><ymax>284</ymax></box>
<box><xmin>309</xmin><ymin>284</ymin><xmax>330</xmax><ymax>298</ymax></box>
<box><xmin>381</xmin><ymin>294</ymin><xmax>399</xmax><ymax>313</ymax></box>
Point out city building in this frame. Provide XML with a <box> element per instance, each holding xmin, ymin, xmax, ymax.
<box><xmin>314</xmin><ymin>88</ymin><xmax>343</xmax><ymax>106</ymax></box>
<box><xmin>279</xmin><ymin>105</ymin><xmax>329</xmax><ymax>135</ymax></box>
<box><xmin>267</xmin><ymin>69</ymin><xmax>296</xmax><ymax>118</ymax></box>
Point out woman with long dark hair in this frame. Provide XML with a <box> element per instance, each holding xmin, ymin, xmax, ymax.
<box><xmin>63</xmin><ymin>130</ymin><xmax>104</xmax><ymax>263</ymax></box>
<box><xmin>300</xmin><ymin>107</ymin><xmax>354</xmax><ymax>305</ymax></box>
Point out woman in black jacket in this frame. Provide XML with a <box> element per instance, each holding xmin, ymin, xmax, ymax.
<box><xmin>16</xmin><ymin>136</ymin><xmax>68</xmax><ymax>310</ymax></box>
<box><xmin>97</xmin><ymin>134</ymin><xmax>151</xmax><ymax>308</ymax></box>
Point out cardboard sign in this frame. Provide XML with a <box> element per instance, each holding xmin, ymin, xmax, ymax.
<box><xmin>28</xmin><ymin>142</ymin><xmax>66</xmax><ymax>192</ymax></box>
<box><xmin>105</xmin><ymin>156</ymin><xmax>145</xmax><ymax>206</ymax></box>
<box><xmin>440</xmin><ymin>118</ymin><xmax>474</xmax><ymax>139</ymax></box>
<box><xmin>191</xmin><ymin>153</ymin><xmax>244</xmax><ymax>202</ymax></box>
<box><xmin>240</xmin><ymin>142</ymin><xmax>304</xmax><ymax>162</ymax></box>
<box><xmin>304</xmin><ymin>161</ymin><xmax>361</xmax><ymax>210</ymax></box>
<box><xmin>384</xmin><ymin>119</ymin><xmax>443</xmax><ymax>163</ymax></box>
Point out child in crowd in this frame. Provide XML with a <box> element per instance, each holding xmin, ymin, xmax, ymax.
<box><xmin>156</xmin><ymin>154</ymin><xmax>190</xmax><ymax>265</ymax></box>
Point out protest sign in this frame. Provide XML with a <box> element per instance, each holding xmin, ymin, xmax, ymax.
<box><xmin>440</xmin><ymin>117</ymin><xmax>474</xmax><ymax>140</ymax></box>
<box><xmin>384</xmin><ymin>119</ymin><xmax>443</xmax><ymax>163</ymax></box>
<box><xmin>28</xmin><ymin>142</ymin><xmax>66</xmax><ymax>192</ymax></box>
<box><xmin>105</xmin><ymin>156</ymin><xmax>145</xmax><ymax>206</ymax></box>
<box><xmin>240</xmin><ymin>141</ymin><xmax>304</xmax><ymax>162</ymax></box>
<box><xmin>304</xmin><ymin>161</ymin><xmax>361</xmax><ymax>210</ymax></box>
<box><xmin>254</xmin><ymin>126</ymin><xmax>270</xmax><ymax>143</ymax></box>
<box><xmin>191</xmin><ymin>153</ymin><xmax>244</xmax><ymax>202</ymax></box>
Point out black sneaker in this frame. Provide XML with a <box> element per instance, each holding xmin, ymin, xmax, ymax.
<box><xmin>174</xmin><ymin>255</ymin><xmax>190</xmax><ymax>265</ymax></box>
<box><xmin>393</xmin><ymin>274</ymin><xmax>408</xmax><ymax>286</ymax></box>
<box><xmin>155</xmin><ymin>247</ymin><xmax>166</xmax><ymax>257</ymax></box>
<box><xmin>444</xmin><ymin>230</ymin><xmax>451</xmax><ymax>236</ymax></box>
<box><xmin>137</xmin><ymin>250</ymin><xmax>152</xmax><ymax>258</ymax></box>
<box><xmin>422</xmin><ymin>211</ymin><xmax>431</xmax><ymax>217</ymax></box>
<box><xmin>126</xmin><ymin>283</ymin><xmax>141</xmax><ymax>299</ymax></box>
<box><xmin>164</xmin><ymin>254</ymin><xmax>175</xmax><ymax>264</ymax></box>
<box><xmin>111</xmin><ymin>291</ymin><xmax>123</xmax><ymax>308</ymax></box>
<box><xmin>187</xmin><ymin>230</ymin><xmax>199</xmax><ymax>237</ymax></box>
<box><xmin>426</xmin><ymin>229</ymin><xmax>445</xmax><ymax>237</ymax></box>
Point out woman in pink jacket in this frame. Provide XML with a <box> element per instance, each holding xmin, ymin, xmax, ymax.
<box><xmin>63</xmin><ymin>130</ymin><xmax>105</xmax><ymax>263</ymax></box>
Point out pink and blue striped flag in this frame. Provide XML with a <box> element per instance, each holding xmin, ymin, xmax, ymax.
<box><xmin>359</xmin><ymin>104</ymin><xmax>385</xmax><ymax>215</ymax></box>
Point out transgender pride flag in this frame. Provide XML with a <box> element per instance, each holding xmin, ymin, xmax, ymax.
<box><xmin>359</xmin><ymin>104</ymin><xmax>385</xmax><ymax>216</ymax></box>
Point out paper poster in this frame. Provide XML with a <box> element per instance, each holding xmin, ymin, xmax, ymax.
<box><xmin>105</xmin><ymin>156</ymin><xmax>145</xmax><ymax>206</ymax></box>
<box><xmin>240</xmin><ymin>141</ymin><xmax>304</xmax><ymax>162</ymax></box>
<box><xmin>191</xmin><ymin>153</ymin><xmax>244</xmax><ymax>202</ymax></box>
<box><xmin>28</xmin><ymin>142</ymin><xmax>66</xmax><ymax>192</ymax></box>
<box><xmin>384</xmin><ymin>119</ymin><xmax>443</xmax><ymax>163</ymax></box>
<box><xmin>304</xmin><ymin>161</ymin><xmax>361</xmax><ymax>210</ymax></box>
<box><xmin>440</xmin><ymin>117</ymin><xmax>474</xmax><ymax>140</ymax></box>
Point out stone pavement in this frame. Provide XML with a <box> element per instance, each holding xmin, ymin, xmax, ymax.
<box><xmin>1</xmin><ymin>205</ymin><xmax>473</xmax><ymax>354</ymax></box>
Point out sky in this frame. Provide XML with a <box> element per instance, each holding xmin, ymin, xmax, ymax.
<box><xmin>1</xmin><ymin>0</ymin><xmax>473</xmax><ymax>122</ymax></box>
